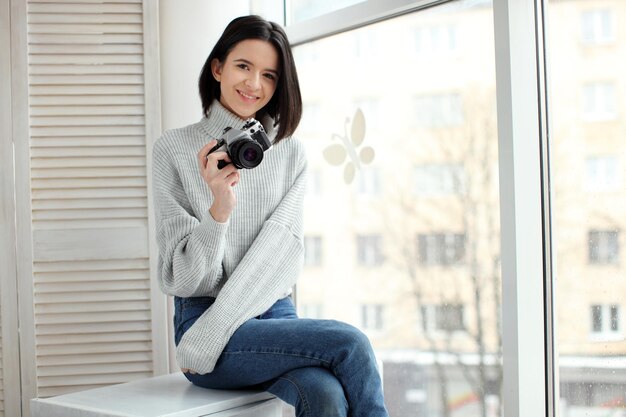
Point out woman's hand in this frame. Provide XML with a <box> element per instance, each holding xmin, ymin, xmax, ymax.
<box><xmin>197</xmin><ymin>140</ymin><xmax>240</xmax><ymax>222</ymax></box>
<box><xmin>181</xmin><ymin>367</ymin><xmax>197</xmax><ymax>375</ymax></box>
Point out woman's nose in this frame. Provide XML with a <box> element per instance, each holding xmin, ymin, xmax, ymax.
<box><xmin>245</xmin><ymin>72</ymin><xmax>261</xmax><ymax>89</ymax></box>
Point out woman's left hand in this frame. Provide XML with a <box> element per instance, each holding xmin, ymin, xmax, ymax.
<box><xmin>181</xmin><ymin>367</ymin><xmax>197</xmax><ymax>374</ymax></box>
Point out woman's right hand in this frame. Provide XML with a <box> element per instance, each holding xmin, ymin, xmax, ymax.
<box><xmin>197</xmin><ymin>140</ymin><xmax>240</xmax><ymax>222</ymax></box>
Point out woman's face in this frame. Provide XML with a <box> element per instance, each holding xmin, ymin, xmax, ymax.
<box><xmin>211</xmin><ymin>39</ymin><xmax>280</xmax><ymax>120</ymax></box>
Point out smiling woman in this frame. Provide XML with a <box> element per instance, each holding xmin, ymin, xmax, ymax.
<box><xmin>152</xmin><ymin>14</ymin><xmax>390</xmax><ymax>417</ymax></box>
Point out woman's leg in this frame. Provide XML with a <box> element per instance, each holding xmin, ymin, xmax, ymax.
<box><xmin>263</xmin><ymin>367</ymin><xmax>348</xmax><ymax>417</ymax></box>
<box><xmin>184</xmin><ymin>317</ymin><xmax>388</xmax><ymax>417</ymax></box>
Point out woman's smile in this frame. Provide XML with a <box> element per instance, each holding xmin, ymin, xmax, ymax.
<box><xmin>237</xmin><ymin>89</ymin><xmax>260</xmax><ymax>102</ymax></box>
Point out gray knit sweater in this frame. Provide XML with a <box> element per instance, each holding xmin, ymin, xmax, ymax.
<box><xmin>152</xmin><ymin>101</ymin><xmax>306</xmax><ymax>374</ymax></box>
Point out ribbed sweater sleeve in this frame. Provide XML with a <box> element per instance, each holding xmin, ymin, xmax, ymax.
<box><xmin>175</xmin><ymin>151</ymin><xmax>307</xmax><ymax>374</ymax></box>
<box><xmin>152</xmin><ymin>134</ymin><xmax>228</xmax><ymax>297</ymax></box>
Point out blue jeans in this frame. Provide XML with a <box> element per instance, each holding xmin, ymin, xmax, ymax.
<box><xmin>174</xmin><ymin>296</ymin><xmax>389</xmax><ymax>417</ymax></box>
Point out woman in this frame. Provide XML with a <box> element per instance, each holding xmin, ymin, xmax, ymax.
<box><xmin>152</xmin><ymin>15</ymin><xmax>389</xmax><ymax>417</ymax></box>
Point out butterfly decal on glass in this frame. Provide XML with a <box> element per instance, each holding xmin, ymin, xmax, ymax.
<box><xmin>322</xmin><ymin>108</ymin><xmax>375</xmax><ymax>184</ymax></box>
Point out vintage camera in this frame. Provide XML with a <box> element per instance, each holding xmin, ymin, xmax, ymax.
<box><xmin>208</xmin><ymin>120</ymin><xmax>272</xmax><ymax>169</ymax></box>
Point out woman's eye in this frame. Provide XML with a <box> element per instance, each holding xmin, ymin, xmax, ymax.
<box><xmin>237</xmin><ymin>63</ymin><xmax>249</xmax><ymax>70</ymax></box>
<box><xmin>264</xmin><ymin>73</ymin><xmax>276</xmax><ymax>81</ymax></box>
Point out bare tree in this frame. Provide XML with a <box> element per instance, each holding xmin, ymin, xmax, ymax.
<box><xmin>385</xmin><ymin>86</ymin><xmax>502</xmax><ymax>417</ymax></box>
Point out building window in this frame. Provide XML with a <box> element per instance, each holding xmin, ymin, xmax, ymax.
<box><xmin>300</xmin><ymin>102</ymin><xmax>323</xmax><ymax>133</ymax></box>
<box><xmin>361</xmin><ymin>304</ymin><xmax>384</xmax><ymax>330</ymax></box>
<box><xmin>306</xmin><ymin>169</ymin><xmax>322</xmax><ymax>196</ymax></box>
<box><xmin>414</xmin><ymin>164</ymin><xmax>465</xmax><ymax>196</ymax></box>
<box><xmin>585</xmin><ymin>156</ymin><xmax>619</xmax><ymax>192</ymax></box>
<box><xmin>357</xmin><ymin>168</ymin><xmax>381</xmax><ymax>196</ymax></box>
<box><xmin>299</xmin><ymin>304</ymin><xmax>323</xmax><ymax>319</ymax></box>
<box><xmin>421</xmin><ymin>304</ymin><xmax>465</xmax><ymax>332</ymax></box>
<box><xmin>354</xmin><ymin>30</ymin><xmax>381</xmax><ymax>59</ymax></box>
<box><xmin>588</xmin><ymin>230</ymin><xmax>619</xmax><ymax>264</ymax></box>
<box><xmin>356</xmin><ymin>234</ymin><xmax>384</xmax><ymax>266</ymax></box>
<box><xmin>590</xmin><ymin>304</ymin><xmax>622</xmax><ymax>339</ymax></box>
<box><xmin>414</xmin><ymin>93</ymin><xmax>463</xmax><ymax>128</ymax></box>
<box><xmin>581</xmin><ymin>10</ymin><xmax>614</xmax><ymax>45</ymax></box>
<box><xmin>304</xmin><ymin>235</ymin><xmax>323</xmax><ymax>267</ymax></box>
<box><xmin>418</xmin><ymin>233</ymin><xmax>466</xmax><ymax>266</ymax></box>
<box><xmin>415</xmin><ymin>25</ymin><xmax>458</xmax><ymax>54</ymax></box>
<box><xmin>354</xmin><ymin>98</ymin><xmax>382</xmax><ymax>130</ymax></box>
<box><xmin>583</xmin><ymin>82</ymin><xmax>616</xmax><ymax>121</ymax></box>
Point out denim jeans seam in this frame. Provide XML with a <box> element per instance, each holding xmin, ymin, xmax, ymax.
<box><xmin>276</xmin><ymin>375</ymin><xmax>312</xmax><ymax>417</ymax></box>
<box><xmin>222</xmin><ymin>351</ymin><xmax>332</xmax><ymax>366</ymax></box>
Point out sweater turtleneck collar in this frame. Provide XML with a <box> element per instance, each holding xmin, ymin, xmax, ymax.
<box><xmin>198</xmin><ymin>100</ymin><xmax>278</xmax><ymax>142</ymax></box>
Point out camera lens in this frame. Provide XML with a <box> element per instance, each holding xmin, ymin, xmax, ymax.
<box><xmin>230</xmin><ymin>139</ymin><xmax>263</xmax><ymax>169</ymax></box>
<box><xmin>243</xmin><ymin>147</ymin><xmax>258</xmax><ymax>162</ymax></box>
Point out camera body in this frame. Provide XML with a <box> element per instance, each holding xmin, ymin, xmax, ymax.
<box><xmin>211</xmin><ymin>120</ymin><xmax>272</xmax><ymax>169</ymax></box>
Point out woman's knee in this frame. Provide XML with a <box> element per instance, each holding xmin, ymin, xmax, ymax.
<box><xmin>271</xmin><ymin>367</ymin><xmax>347</xmax><ymax>417</ymax></box>
<box><xmin>327</xmin><ymin>320</ymin><xmax>375</xmax><ymax>357</ymax></box>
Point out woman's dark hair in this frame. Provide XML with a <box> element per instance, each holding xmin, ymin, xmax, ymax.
<box><xmin>199</xmin><ymin>15</ymin><xmax>302</xmax><ymax>142</ymax></box>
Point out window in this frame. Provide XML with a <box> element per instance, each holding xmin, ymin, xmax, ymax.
<box><xmin>585</xmin><ymin>156</ymin><xmax>619</xmax><ymax>192</ymax></box>
<box><xmin>415</xmin><ymin>25</ymin><xmax>458</xmax><ymax>54</ymax></box>
<box><xmin>581</xmin><ymin>10</ymin><xmax>614</xmax><ymax>44</ymax></box>
<box><xmin>356</xmin><ymin>234</ymin><xmax>384</xmax><ymax>266</ymax></box>
<box><xmin>561</xmin><ymin>382</ymin><xmax>626</xmax><ymax>408</ymax></box>
<box><xmin>590</xmin><ymin>304</ymin><xmax>622</xmax><ymax>339</ymax></box>
<box><xmin>304</xmin><ymin>235</ymin><xmax>323</xmax><ymax>266</ymax></box>
<box><xmin>550</xmin><ymin>2</ymin><xmax>626</xmax><ymax>416</ymax></box>
<box><xmin>583</xmin><ymin>82</ymin><xmax>616</xmax><ymax>121</ymax></box>
<box><xmin>285</xmin><ymin>3</ymin><xmax>502</xmax><ymax>416</ymax></box>
<box><xmin>414</xmin><ymin>93</ymin><xmax>463</xmax><ymax>128</ymax></box>
<box><xmin>418</xmin><ymin>233</ymin><xmax>466</xmax><ymax>266</ymax></box>
<box><xmin>414</xmin><ymin>164</ymin><xmax>465</xmax><ymax>196</ymax></box>
<box><xmin>299</xmin><ymin>304</ymin><xmax>323</xmax><ymax>319</ymax></box>
<box><xmin>361</xmin><ymin>304</ymin><xmax>384</xmax><ymax>330</ymax></box>
<box><xmin>354</xmin><ymin>31</ymin><xmax>381</xmax><ymax>60</ymax></box>
<box><xmin>306</xmin><ymin>169</ymin><xmax>322</xmax><ymax>196</ymax></box>
<box><xmin>354</xmin><ymin>98</ymin><xmax>382</xmax><ymax>130</ymax></box>
<box><xmin>300</xmin><ymin>102</ymin><xmax>322</xmax><ymax>134</ymax></box>
<box><xmin>288</xmin><ymin>0</ymin><xmax>366</xmax><ymax>24</ymax></box>
<box><xmin>356</xmin><ymin>167</ymin><xmax>381</xmax><ymax>196</ymax></box>
<box><xmin>421</xmin><ymin>304</ymin><xmax>465</xmax><ymax>332</ymax></box>
<box><xmin>588</xmin><ymin>230</ymin><xmax>619</xmax><ymax>264</ymax></box>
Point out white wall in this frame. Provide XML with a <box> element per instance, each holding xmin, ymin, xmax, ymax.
<box><xmin>159</xmin><ymin>0</ymin><xmax>251</xmax><ymax>133</ymax></box>
<box><xmin>158</xmin><ymin>0</ymin><xmax>250</xmax><ymax>371</ymax></box>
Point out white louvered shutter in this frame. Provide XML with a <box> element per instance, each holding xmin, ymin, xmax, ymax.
<box><xmin>0</xmin><ymin>320</ymin><xmax>4</xmax><ymax>417</ymax></box>
<box><xmin>23</xmin><ymin>0</ymin><xmax>165</xmax><ymax>401</ymax></box>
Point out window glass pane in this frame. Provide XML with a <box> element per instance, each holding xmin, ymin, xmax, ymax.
<box><xmin>294</xmin><ymin>1</ymin><xmax>500</xmax><ymax>416</ymax></box>
<box><xmin>591</xmin><ymin>305</ymin><xmax>603</xmax><ymax>333</ymax></box>
<box><xmin>610</xmin><ymin>305</ymin><xmax>619</xmax><ymax>332</ymax></box>
<box><xmin>287</xmin><ymin>0</ymin><xmax>366</xmax><ymax>24</ymax></box>
<box><xmin>304</xmin><ymin>235</ymin><xmax>323</xmax><ymax>267</ymax></box>
<box><xmin>581</xmin><ymin>9</ymin><xmax>614</xmax><ymax>44</ymax></box>
<box><xmin>585</xmin><ymin>156</ymin><xmax>620</xmax><ymax>192</ymax></box>
<box><xmin>549</xmin><ymin>1</ymin><xmax>626</xmax><ymax>415</ymax></box>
